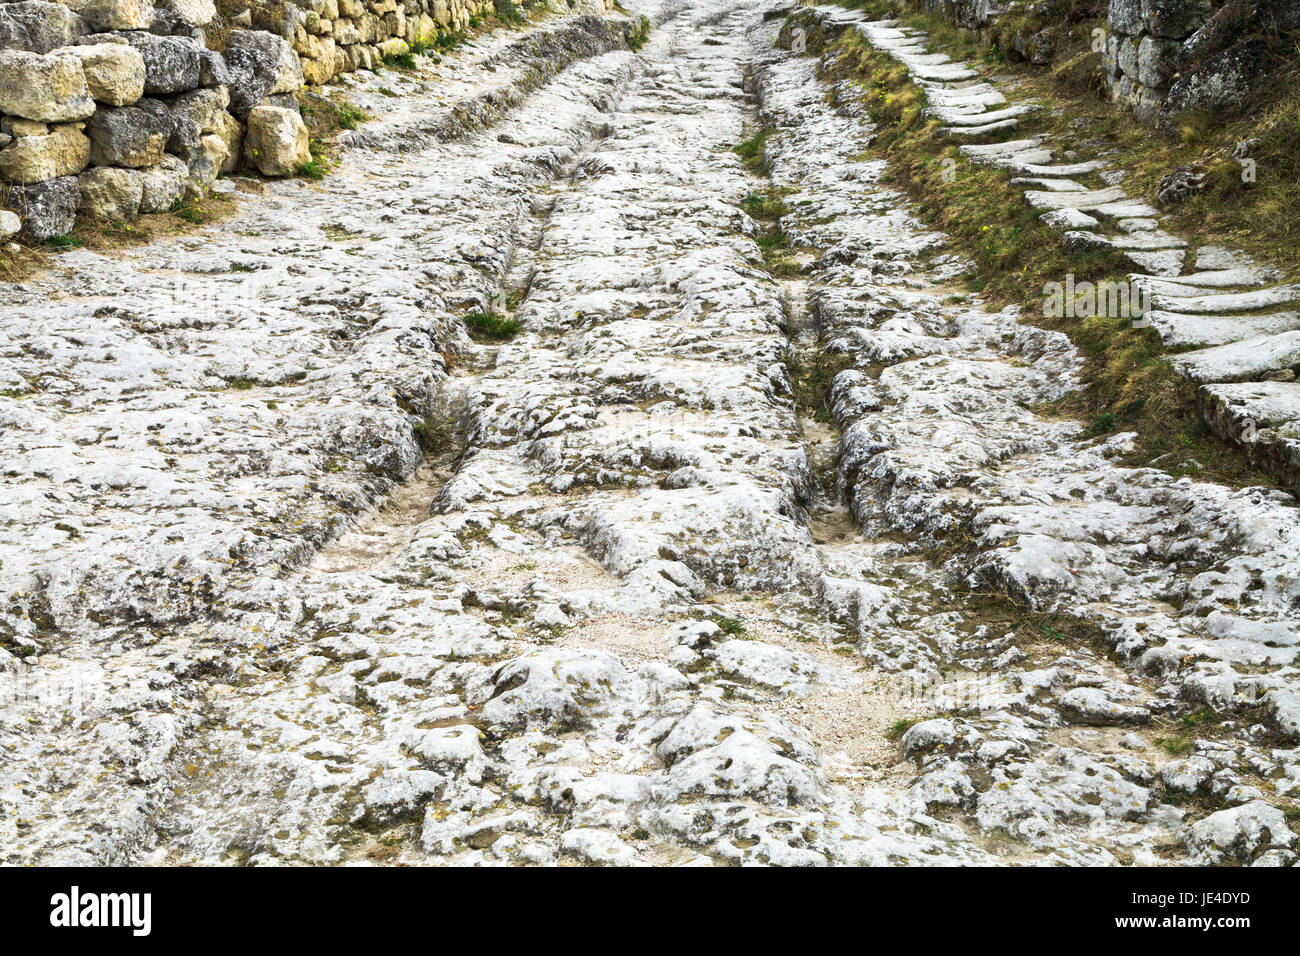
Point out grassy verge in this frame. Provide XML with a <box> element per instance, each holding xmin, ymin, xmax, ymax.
<box><xmin>807</xmin><ymin>7</ymin><xmax>1279</xmax><ymax>488</ymax></box>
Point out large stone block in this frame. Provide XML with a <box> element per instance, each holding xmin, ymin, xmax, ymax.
<box><xmin>211</xmin><ymin>109</ymin><xmax>242</xmax><ymax>174</ymax></box>
<box><xmin>198</xmin><ymin>48</ymin><xmax>230</xmax><ymax>86</ymax></box>
<box><xmin>121</xmin><ymin>32</ymin><xmax>201</xmax><ymax>96</ymax></box>
<box><xmin>1257</xmin><ymin>0</ymin><xmax>1300</xmax><ymax>32</ymax></box>
<box><xmin>82</xmin><ymin>0</ymin><xmax>155</xmax><ymax>32</ymax></box>
<box><xmin>0</xmin><ymin>50</ymin><xmax>96</xmax><ymax>123</ymax></box>
<box><xmin>1180</xmin><ymin>0</ymin><xmax>1254</xmax><ymax>70</ymax></box>
<box><xmin>1137</xmin><ymin>35</ymin><xmax>1180</xmax><ymax>89</ymax></box>
<box><xmin>1141</xmin><ymin>0</ymin><xmax>1212</xmax><ymax>39</ymax></box>
<box><xmin>0</xmin><ymin>1</ymin><xmax>87</xmax><ymax>53</ymax></box>
<box><xmin>1161</xmin><ymin>37</ymin><xmax>1269</xmax><ymax>127</ymax></box>
<box><xmin>138</xmin><ymin>153</ymin><xmax>187</xmax><ymax>213</ymax></box>
<box><xmin>183</xmin><ymin>131</ymin><xmax>225</xmax><ymax>197</ymax></box>
<box><xmin>165</xmin><ymin>85</ymin><xmax>229</xmax><ymax>159</ymax></box>
<box><xmin>84</xmin><ymin>103</ymin><xmax>167</xmax><ymax>166</ymax></box>
<box><xmin>78</xmin><ymin>163</ymin><xmax>143</xmax><ymax>219</ymax></box>
<box><xmin>0</xmin><ymin>122</ymin><xmax>89</xmax><ymax>183</ymax></box>
<box><xmin>332</xmin><ymin>20</ymin><xmax>361</xmax><ymax>45</ymax></box>
<box><xmin>53</xmin><ymin>42</ymin><xmax>146</xmax><ymax>106</ymax></box>
<box><xmin>1117</xmin><ymin>35</ymin><xmax>1139</xmax><ymax>79</ymax></box>
<box><xmin>300</xmin><ymin>53</ymin><xmax>334</xmax><ymax>85</ymax></box>
<box><xmin>1102</xmin><ymin>32</ymin><xmax>1121</xmax><ymax>77</ymax></box>
<box><xmin>155</xmin><ymin>0</ymin><xmax>218</xmax><ymax>28</ymax></box>
<box><xmin>225</xmin><ymin>30</ymin><xmax>305</xmax><ymax>117</ymax></box>
<box><xmin>4</xmin><ymin>173</ymin><xmax>79</xmax><ymax>238</ymax></box>
<box><xmin>243</xmin><ymin>103</ymin><xmax>308</xmax><ymax>176</ymax></box>
<box><xmin>1108</xmin><ymin>0</ymin><xmax>1143</xmax><ymax>35</ymax></box>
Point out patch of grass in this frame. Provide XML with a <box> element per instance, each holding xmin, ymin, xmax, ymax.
<box><xmin>493</xmin><ymin>0</ymin><xmax>526</xmax><ymax>25</ymax></box>
<box><xmin>715</xmin><ymin>617</ymin><xmax>749</xmax><ymax>637</ymax></box>
<box><xmin>738</xmin><ymin>183</ymin><xmax>800</xmax><ymax>276</ymax></box>
<box><xmin>1038</xmin><ymin>622</ymin><xmax>1067</xmax><ymax>642</ymax></box>
<box><xmin>41</xmin><ymin>235</ymin><xmax>81</xmax><ymax>249</ymax></box>
<box><xmin>885</xmin><ymin>716</ymin><xmax>923</xmax><ymax>741</ymax></box>
<box><xmin>732</xmin><ymin>127</ymin><xmax>775</xmax><ymax>173</ymax></box>
<box><xmin>169</xmin><ymin>197</ymin><xmax>206</xmax><ymax>224</ymax></box>
<box><xmin>383</xmin><ymin>50</ymin><xmax>417</xmax><ymax>70</ymax></box>
<box><xmin>1155</xmin><ymin>735</ymin><xmax>1197</xmax><ymax>757</ymax></box>
<box><xmin>464</xmin><ymin>311</ymin><xmax>522</xmax><ymax>342</ymax></box>
<box><xmin>20</xmin><ymin>188</ymin><xmax>242</xmax><ymax>274</ymax></box>
<box><xmin>1087</xmin><ymin>411</ymin><xmax>1117</xmax><ymax>437</ymax></box>
<box><xmin>536</xmin><ymin>622</ymin><xmax>570</xmax><ymax>643</ymax></box>
<box><xmin>1179</xmin><ymin>706</ymin><xmax>1222</xmax><ymax>731</ymax></box>
<box><xmin>296</xmin><ymin>90</ymin><xmax>372</xmax><ymax>180</ymax></box>
<box><xmin>753</xmin><ymin>225</ymin><xmax>801</xmax><ymax>277</ymax></box>
<box><xmin>626</xmin><ymin>14</ymin><xmax>652</xmax><ymax>52</ymax></box>
<box><xmin>413</xmin><ymin>411</ymin><xmax>456</xmax><ymax>455</ymax></box>
<box><xmin>297</xmin><ymin>159</ymin><xmax>328</xmax><ymax>180</ymax></box>
<box><xmin>740</xmin><ymin>189</ymin><xmax>790</xmax><ymax>221</ymax></box>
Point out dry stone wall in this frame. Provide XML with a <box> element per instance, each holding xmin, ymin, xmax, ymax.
<box><xmin>1102</xmin><ymin>0</ymin><xmax>1298</xmax><ymax>127</ymax></box>
<box><xmin>262</xmin><ymin>0</ymin><xmax>604</xmax><ymax>84</ymax></box>
<box><xmin>0</xmin><ymin>0</ymin><xmax>613</xmax><ymax>239</ymax></box>
<box><xmin>1102</xmin><ymin>0</ymin><xmax>1214</xmax><ymax>124</ymax></box>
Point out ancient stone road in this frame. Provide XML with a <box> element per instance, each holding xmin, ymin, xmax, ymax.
<box><xmin>1</xmin><ymin>0</ymin><xmax>1297</xmax><ymax>865</ymax></box>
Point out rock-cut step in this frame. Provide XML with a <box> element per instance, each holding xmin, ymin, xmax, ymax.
<box><xmin>1149</xmin><ymin>284</ymin><xmax>1300</xmax><ymax>316</ymax></box>
<box><xmin>928</xmin><ymin>103</ymin><xmax>1039</xmax><ymax>126</ymax></box>
<box><xmin>959</xmin><ymin>138</ymin><xmax>1055</xmax><ymax>169</ymax></box>
<box><xmin>923</xmin><ymin>84</ymin><xmax>1007</xmax><ymax>112</ymax></box>
<box><xmin>1173</xmin><ymin>331</ymin><xmax>1300</xmax><ymax>384</ymax></box>
<box><xmin>1025</xmin><ymin>186</ymin><xmax>1144</xmax><ymax>212</ymax></box>
<box><xmin>1200</xmin><ymin>381</ymin><xmax>1300</xmax><ymax>495</ymax></box>
<box><xmin>1131</xmin><ymin>267</ymin><xmax>1280</xmax><ymax>294</ymax></box>
<box><xmin>1063</xmin><ymin>229</ymin><xmax>1187</xmax><ymax>251</ymax></box>
<box><xmin>1146</xmin><ymin>311</ymin><xmax>1300</xmax><ymax>348</ymax></box>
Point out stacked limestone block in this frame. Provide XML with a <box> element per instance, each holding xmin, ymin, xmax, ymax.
<box><xmin>0</xmin><ymin>0</ymin><xmax>309</xmax><ymax>240</ymax></box>
<box><xmin>918</xmin><ymin>0</ymin><xmax>1007</xmax><ymax>31</ymax></box>
<box><xmin>1103</xmin><ymin>1</ymin><xmax>1300</xmax><ymax>127</ymax></box>
<box><xmin>264</xmin><ymin>0</ymin><xmax>612</xmax><ymax>86</ymax></box>
<box><xmin>241</xmin><ymin>0</ymin><xmax>499</xmax><ymax>84</ymax></box>
<box><xmin>918</xmin><ymin>0</ymin><xmax>1058</xmax><ymax>64</ymax></box>
<box><xmin>1101</xmin><ymin>0</ymin><xmax>1214</xmax><ymax>124</ymax></box>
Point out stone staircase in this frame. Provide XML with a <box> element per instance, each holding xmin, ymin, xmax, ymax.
<box><xmin>793</xmin><ymin>2</ymin><xmax>1300</xmax><ymax>495</ymax></box>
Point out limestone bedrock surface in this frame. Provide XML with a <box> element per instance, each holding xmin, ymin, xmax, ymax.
<box><xmin>0</xmin><ymin>0</ymin><xmax>1297</xmax><ymax>867</ymax></box>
